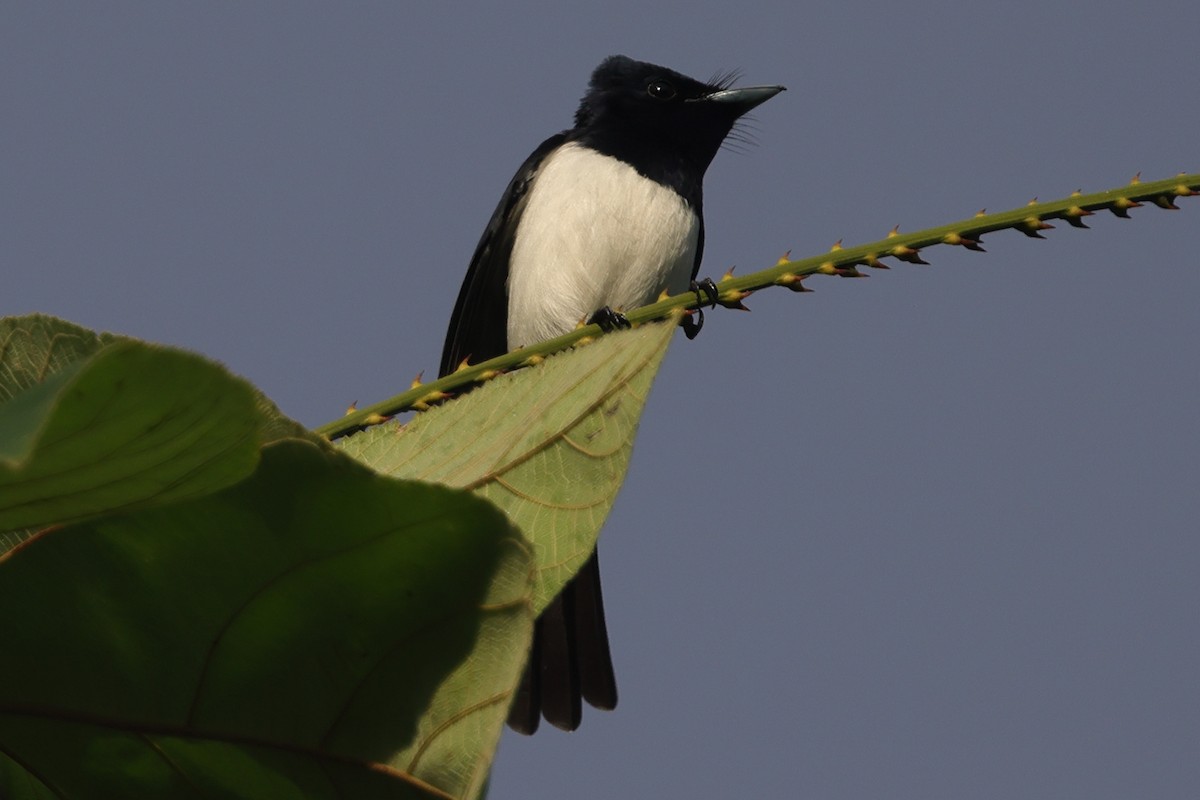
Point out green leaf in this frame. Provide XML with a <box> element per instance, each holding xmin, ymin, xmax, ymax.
<box><xmin>0</xmin><ymin>313</ymin><xmax>121</xmax><ymax>401</ymax></box>
<box><xmin>0</xmin><ymin>440</ymin><xmax>532</xmax><ymax>800</ymax></box>
<box><xmin>0</xmin><ymin>315</ymin><xmax>264</xmax><ymax>539</ymax></box>
<box><xmin>339</xmin><ymin>318</ymin><xmax>676</xmax><ymax>612</ymax></box>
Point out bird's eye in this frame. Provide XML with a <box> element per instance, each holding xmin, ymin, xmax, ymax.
<box><xmin>646</xmin><ymin>80</ymin><xmax>676</xmax><ymax>100</ymax></box>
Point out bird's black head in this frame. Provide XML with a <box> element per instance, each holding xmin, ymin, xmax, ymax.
<box><xmin>573</xmin><ymin>55</ymin><xmax>785</xmax><ymax>177</ymax></box>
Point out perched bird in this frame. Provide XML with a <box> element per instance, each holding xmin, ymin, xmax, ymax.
<box><xmin>440</xmin><ymin>55</ymin><xmax>784</xmax><ymax>734</ymax></box>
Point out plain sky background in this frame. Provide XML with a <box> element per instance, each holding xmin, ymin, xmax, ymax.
<box><xmin>4</xmin><ymin>3</ymin><xmax>1198</xmax><ymax>798</ymax></box>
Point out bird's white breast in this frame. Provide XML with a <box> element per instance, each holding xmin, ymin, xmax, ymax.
<box><xmin>506</xmin><ymin>142</ymin><xmax>700</xmax><ymax>349</ymax></box>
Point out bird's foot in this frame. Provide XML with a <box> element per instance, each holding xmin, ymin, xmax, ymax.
<box><xmin>681</xmin><ymin>278</ymin><xmax>719</xmax><ymax>340</ymax></box>
<box><xmin>588</xmin><ymin>306</ymin><xmax>632</xmax><ymax>332</ymax></box>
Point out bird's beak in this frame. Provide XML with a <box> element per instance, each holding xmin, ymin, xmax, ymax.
<box><xmin>695</xmin><ymin>85</ymin><xmax>786</xmax><ymax>112</ymax></box>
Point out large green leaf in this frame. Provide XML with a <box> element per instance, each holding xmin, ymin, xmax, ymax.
<box><xmin>0</xmin><ymin>314</ymin><xmax>121</xmax><ymax>401</ymax></box>
<box><xmin>0</xmin><ymin>315</ymin><xmax>264</xmax><ymax>539</ymax></box>
<box><xmin>0</xmin><ymin>439</ymin><xmax>532</xmax><ymax>800</ymax></box>
<box><xmin>339</xmin><ymin>319</ymin><xmax>676</xmax><ymax>612</ymax></box>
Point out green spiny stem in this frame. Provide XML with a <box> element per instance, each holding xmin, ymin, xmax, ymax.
<box><xmin>316</xmin><ymin>172</ymin><xmax>1199</xmax><ymax>439</ymax></box>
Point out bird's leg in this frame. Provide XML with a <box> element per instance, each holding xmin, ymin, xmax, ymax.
<box><xmin>681</xmin><ymin>278</ymin><xmax>719</xmax><ymax>340</ymax></box>
<box><xmin>588</xmin><ymin>306</ymin><xmax>632</xmax><ymax>332</ymax></box>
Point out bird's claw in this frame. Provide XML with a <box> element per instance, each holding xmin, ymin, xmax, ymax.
<box><xmin>588</xmin><ymin>306</ymin><xmax>632</xmax><ymax>332</ymax></box>
<box><xmin>692</xmin><ymin>278</ymin><xmax>719</xmax><ymax>308</ymax></box>
<box><xmin>682</xmin><ymin>278</ymin><xmax>719</xmax><ymax>340</ymax></box>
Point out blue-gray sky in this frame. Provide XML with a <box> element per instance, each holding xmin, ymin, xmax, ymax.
<box><xmin>4</xmin><ymin>3</ymin><xmax>1198</xmax><ymax>798</ymax></box>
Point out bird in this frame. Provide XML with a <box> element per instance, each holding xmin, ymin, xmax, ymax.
<box><xmin>439</xmin><ymin>54</ymin><xmax>784</xmax><ymax>735</ymax></box>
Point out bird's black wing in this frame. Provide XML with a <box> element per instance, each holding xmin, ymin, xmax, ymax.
<box><xmin>439</xmin><ymin>132</ymin><xmax>570</xmax><ymax>377</ymax></box>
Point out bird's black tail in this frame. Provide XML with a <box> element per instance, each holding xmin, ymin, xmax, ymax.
<box><xmin>506</xmin><ymin>550</ymin><xmax>618</xmax><ymax>734</ymax></box>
